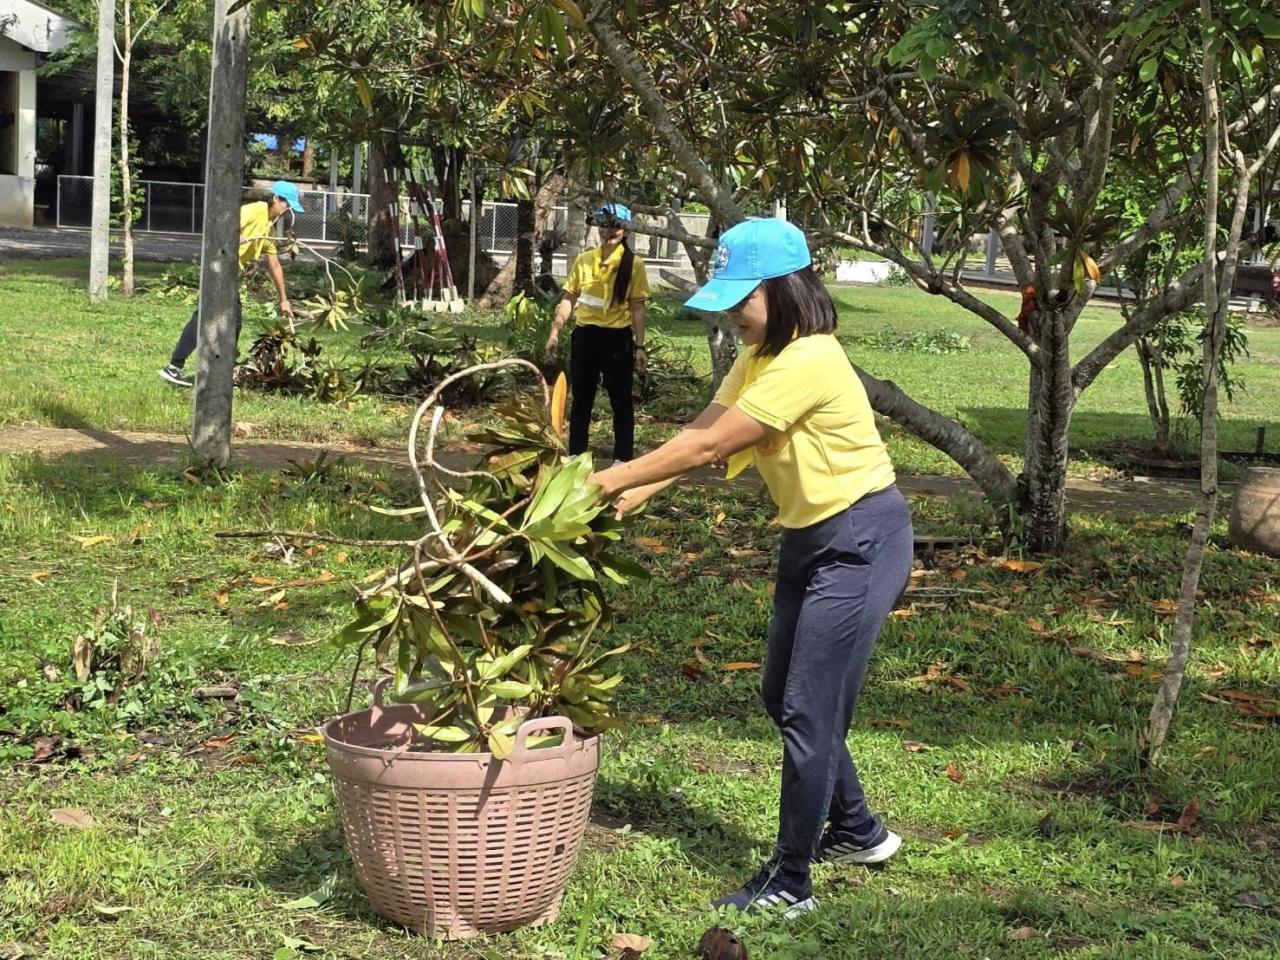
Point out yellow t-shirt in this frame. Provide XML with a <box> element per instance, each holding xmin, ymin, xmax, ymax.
<box><xmin>238</xmin><ymin>201</ymin><xmax>278</xmax><ymax>272</ymax></box>
<box><xmin>713</xmin><ymin>333</ymin><xmax>895</xmax><ymax>529</ymax></box>
<box><xmin>564</xmin><ymin>244</ymin><xmax>650</xmax><ymax>329</ymax></box>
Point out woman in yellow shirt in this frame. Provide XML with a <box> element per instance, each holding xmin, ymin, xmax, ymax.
<box><xmin>546</xmin><ymin>203</ymin><xmax>650</xmax><ymax>463</ymax></box>
<box><xmin>590</xmin><ymin>218</ymin><xmax>913</xmax><ymax>919</ymax></box>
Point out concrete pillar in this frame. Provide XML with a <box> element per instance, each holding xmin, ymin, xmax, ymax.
<box><xmin>352</xmin><ymin>143</ymin><xmax>363</xmax><ymax>193</ymax></box>
<box><xmin>191</xmin><ymin>0</ymin><xmax>250</xmax><ymax>466</ymax></box>
<box><xmin>88</xmin><ymin>0</ymin><xmax>115</xmax><ymax>302</ymax></box>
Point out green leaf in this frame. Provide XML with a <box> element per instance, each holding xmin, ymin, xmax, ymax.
<box><xmin>414</xmin><ymin>723</ymin><xmax>473</xmax><ymax>743</ymax></box>
<box><xmin>480</xmin><ymin>644</ymin><xmax>534</xmax><ymax>680</ymax></box>
<box><xmin>487</xmin><ymin>728</ymin><xmax>516</xmax><ymax>760</ymax></box>
<box><xmin>281</xmin><ymin>872</ymin><xmax>339</xmax><ymax>910</ymax></box>
<box><xmin>1138</xmin><ymin>57</ymin><xmax>1159</xmax><ymax>82</ymax></box>
<box><xmin>539</xmin><ymin>540</ymin><xmax>594</xmax><ymax>580</ymax></box>
<box><xmin>354</xmin><ymin>75</ymin><xmax>373</xmax><ymax>111</ymax></box>
<box><xmin>487</xmin><ymin>679</ymin><xmax>534</xmax><ymax>699</ymax></box>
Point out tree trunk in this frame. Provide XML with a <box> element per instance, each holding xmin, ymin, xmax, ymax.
<box><xmin>564</xmin><ymin>164</ymin><xmax>587</xmax><ymax>267</ymax></box>
<box><xmin>366</xmin><ymin>137</ymin><xmax>398</xmax><ymax>268</ymax></box>
<box><xmin>1141</xmin><ymin>1</ymin><xmax>1267</xmax><ymax>759</ymax></box>
<box><xmin>478</xmin><ymin>172</ymin><xmax>563</xmax><ymax>308</ymax></box>
<box><xmin>514</xmin><ymin>197</ymin><xmax>535</xmax><ymax>297</ymax></box>
<box><xmin>301</xmin><ymin>138</ymin><xmax>314</xmax><ymax>179</ymax></box>
<box><xmin>706</xmin><ymin>316</ymin><xmax>738</xmax><ymax>386</ymax></box>
<box><xmin>118</xmin><ymin>0</ymin><xmax>134</xmax><ymax>297</ymax></box>
<box><xmin>1136</xmin><ymin>336</ymin><xmax>1172</xmax><ymax>454</ymax></box>
<box><xmin>1021</xmin><ymin>309</ymin><xmax>1074</xmax><ymax>553</ymax></box>
<box><xmin>191</xmin><ymin>0</ymin><xmax>250</xmax><ymax>467</ymax></box>
<box><xmin>88</xmin><ymin>0</ymin><xmax>115</xmax><ymax>303</ymax></box>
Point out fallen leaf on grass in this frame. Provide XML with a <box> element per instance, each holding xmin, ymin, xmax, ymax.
<box><xmin>1151</xmin><ymin>598</ymin><xmax>1180</xmax><ymax>615</ymax></box>
<box><xmin>902</xmin><ymin>740</ymin><xmax>929</xmax><ymax>752</ymax></box>
<box><xmin>871</xmin><ymin>717</ymin><xmax>909</xmax><ymax>727</ymax></box>
<box><xmin>92</xmin><ymin>903</ymin><xmax>136</xmax><ymax>917</ymax></box>
<box><xmin>297</xmin><ymin>733</ymin><xmax>325</xmax><ymax>745</ymax></box>
<box><xmin>68</xmin><ymin>534</ymin><xmax>112</xmax><ymax>549</ymax></box>
<box><xmin>51</xmin><ymin>807</ymin><xmax>95</xmax><ymax>828</ymax></box>
<box><xmin>945</xmin><ymin>763</ymin><xmax>966</xmax><ymax>784</ymax></box>
<box><xmin>32</xmin><ymin>736</ymin><xmax>59</xmax><ymax>762</ymax></box>
<box><xmin>967</xmin><ymin>600</ymin><xmax>1009</xmax><ymax>616</ymax></box>
<box><xmin>722</xmin><ymin>661</ymin><xmax>760</xmax><ymax>672</ymax></box>
<box><xmin>1170</xmin><ymin>874</ymin><xmax>1186</xmax><ymax>887</ymax></box>
<box><xmin>201</xmin><ymin>734</ymin><xmax>237</xmax><ymax>750</ymax></box>
<box><xmin>680</xmin><ymin>660</ymin><xmax>705</xmax><ymax>681</ymax></box>
<box><xmin>282</xmin><ymin>872</ymin><xmax>339</xmax><ymax>910</ymax></box>
<box><xmin>995</xmin><ymin>558</ymin><xmax>1043</xmax><ymax>574</ymax></box>
<box><xmin>268</xmin><ymin>630</ymin><xmax>317</xmax><ymax>647</ymax></box>
<box><xmin>1007</xmin><ymin>926</ymin><xmax>1036</xmax><ymax>940</ymax></box>
<box><xmin>213</xmin><ymin>590</ymin><xmax>230</xmax><ymax>606</ymax></box>
<box><xmin>610</xmin><ymin>932</ymin><xmax>653</xmax><ymax>955</ymax></box>
<box><xmin>29</xmin><ymin>569</ymin><xmax>53</xmax><ymax>583</ymax></box>
<box><xmin>634</xmin><ymin>537</ymin><xmax>668</xmax><ymax>554</ymax></box>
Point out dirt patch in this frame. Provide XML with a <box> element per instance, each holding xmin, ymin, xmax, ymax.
<box><xmin>0</xmin><ymin>424</ymin><xmax>1227</xmax><ymax>515</ymax></box>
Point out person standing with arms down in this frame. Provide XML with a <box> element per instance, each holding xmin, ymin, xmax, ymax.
<box><xmin>158</xmin><ymin>180</ymin><xmax>305</xmax><ymax>387</ymax></box>
<box><xmin>589</xmin><ymin>218</ymin><xmax>912</xmax><ymax>918</ymax></box>
<box><xmin>545</xmin><ymin>202</ymin><xmax>650</xmax><ymax>464</ymax></box>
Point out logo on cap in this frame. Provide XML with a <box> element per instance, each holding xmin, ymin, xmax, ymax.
<box><xmin>713</xmin><ymin>243</ymin><xmax>731</xmax><ymax>276</ymax></box>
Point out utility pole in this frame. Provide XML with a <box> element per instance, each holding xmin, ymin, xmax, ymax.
<box><xmin>88</xmin><ymin>0</ymin><xmax>115</xmax><ymax>303</ymax></box>
<box><xmin>190</xmin><ymin>0</ymin><xmax>250</xmax><ymax>466</ymax></box>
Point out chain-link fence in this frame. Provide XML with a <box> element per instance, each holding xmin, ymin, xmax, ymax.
<box><xmin>54</xmin><ymin>175</ymin><xmax>708</xmax><ymax>268</ymax></box>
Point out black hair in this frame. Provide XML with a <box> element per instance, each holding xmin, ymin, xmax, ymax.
<box><xmin>610</xmin><ymin>236</ymin><xmax>635</xmax><ymax>307</ymax></box>
<box><xmin>755</xmin><ymin>266</ymin><xmax>838</xmax><ymax>357</ymax></box>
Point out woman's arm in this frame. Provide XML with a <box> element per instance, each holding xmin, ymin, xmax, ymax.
<box><xmin>629</xmin><ymin>299</ymin><xmax>647</xmax><ymax>372</ymax></box>
<box><xmin>590</xmin><ymin>401</ymin><xmax>767</xmax><ymax>498</ymax></box>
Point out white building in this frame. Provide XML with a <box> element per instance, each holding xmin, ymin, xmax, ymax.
<box><xmin>0</xmin><ymin>0</ymin><xmax>75</xmax><ymax>226</ymax></box>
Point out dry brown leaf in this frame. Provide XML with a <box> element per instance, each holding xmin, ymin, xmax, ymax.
<box><xmin>201</xmin><ymin>734</ymin><xmax>237</xmax><ymax>750</ymax></box>
<box><xmin>722</xmin><ymin>662</ymin><xmax>761</xmax><ymax>672</ymax></box>
<box><xmin>1027</xmin><ymin>618</ymin><xmax>1046</xmax><ymax>633</ymax></box>
<box><xmin>1151</xmin><ymin>598</ymin><xmax>1180</xmax><ymax>616</ymax></box>
<box><xmin>213</xmin><ymin>590</ymin><xmax>230</xmax><ymax>606</ymax></box>
<box><xmin>610</xmin><ymin>932</ymin><xmax>653</xmax><ymax>954</ymax></box>
<box><xmin>51</xmin><ymin>807</ymin><xmax>95</xmax><ymax>829</ymax></box>
<box><xmin>29</xmin><ymin>569</ymin><xmax>53</xmax><ymax>583</ymax></box>
<box><xmin>997</xmin><ymin>558</ymin><xmax>1043</xmax><ymax>574</ymax></box>
<box><xmin>1007</xmin><ymin>926</ymin><xmax>1036</xmax><ymax>941</ymax></box>
<box><xmin>634</xmin><ymin>537</ymin><xmax>668</xmax><ymax>554</ymax></box>
<box><xmin>871</xmin><ymin>717</ymin><xmax>909</xmax><ymax>727</ymax></box>
<box><xmin>945</xmin><ymin>763</ymin><xmax>966</xmax><ymax>784</ymax></box>
<box><xmin>1170</xmin><ymin>874</ymin><xmax>1186</xmax><ymax>888</ymax></box>
<box><xmin>32</xmin><ymin>735</ymin><xmax>59</xmax><ymax>762</ymax></box>
<box><xmin>902</xmin><ymin>740</ymin><xmax>929</xmax><ymax>752</ymax></box>
<box><xmin>69</xmin><ymin>533</ymin><xmax>112</xmax><ymax>549</ymax></box>
<box><xmin>967</xmin><ymin>600</ymin><xmax>1009</xmax><ymax>616</ymax></box>
<box><xmin>550</xmin><ymin>372</ymin><xmax>568</xmax><ymax>437</ymax></box>
<box><xmin>1175</xmin><ymin>797</ymin><xmax>1200</xmax><ymax>832</ymax></box>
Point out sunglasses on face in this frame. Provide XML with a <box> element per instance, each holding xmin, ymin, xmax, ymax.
<box><xmin>588</xmin><ymin>214</ymin><xmax>626</xmax><ymax>230</ymax></box>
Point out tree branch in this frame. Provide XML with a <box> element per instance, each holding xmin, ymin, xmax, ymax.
<box><xmin>581</xmin><ymin>1</ymin><xmax>744</xmax><ymax>226</ymax></box>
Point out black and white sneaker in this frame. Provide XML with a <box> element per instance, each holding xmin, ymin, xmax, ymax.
<box><xmin>159</xmin><ymin>364</ymin><xmax>193</xmax><ymax>388</ymax></box>
<box><xmin>816</xmin><ymin>827</ymin><xmax>902</xmax><ymax>865</ymax></box>
<box><xmin>711</xmin><ymin>860</ymin><xmax>817</xmax><ymax>918</ymax></box>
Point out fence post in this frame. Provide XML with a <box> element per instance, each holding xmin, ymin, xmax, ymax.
<box><xmin>56</xmin><ymin>176</ymin><xmax>62</xmax><ymax>228</ymax></box>
<box><xmin>321</xmin><ymin>195</ymin><xmax>328</xmax><ymax>242</ymax></box>
<box><xmin>491</xmin><ymin>201</ymin><xmax>497</xmax><ymax>252</ymax></box>
<box><xmin>190</xmin><ymin>183</ymin><xmax>196</xmax><ymax>234</ymax></box>
<box><xmin>921</xmin><ymin>192</ymin><xmax>936</xmax><ymax>259</ymax></box>
<box><xmin>145</xmin><ymin>181</ymin><xmax>152</xmax><ymax>232</ymax></box>
<box><xmin>985</xmin><ymin>229</ymin><xmax>998</xmax><ymax>278</ymax></box>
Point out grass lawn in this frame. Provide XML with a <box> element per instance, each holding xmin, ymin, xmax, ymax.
<box><xmin>1</xmin><ymin>448</ymin><xmax>1277</xmax><ymax>959</ymax></box>
<box><xmin>2</xmin><ymin>258</ymin><xmax>1277</xmax><ymax>479</ymax></box>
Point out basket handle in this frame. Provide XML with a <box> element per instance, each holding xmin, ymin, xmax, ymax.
<box><xmin>371</xmin><ymin>676</ymin><xmax>393</xmax><ymax>706</ymax></box>
<box><xmin>513</xmin><ymin>715</ymin><xmax>576</xmax><ymax>760</ymax></box>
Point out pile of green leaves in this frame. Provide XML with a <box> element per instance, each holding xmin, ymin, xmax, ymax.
<box><xmin>337</xmin><ymin>387</ymin><xmax>645</xmax><ymax>759</ymax></box>
<box><xmin>237</xmin><ymin>318</ymin><xmax>362</xmax><ymax>403</ymax></box>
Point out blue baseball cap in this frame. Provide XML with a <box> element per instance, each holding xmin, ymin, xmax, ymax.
<box><xmin>594</xmin><ymin>202</ymin><xmax>632</xmax><ymax>223</ymax></box>
<box><xmin>685</xmin><ymin>217</ymin><xmax>811</xmax><ymax>311</ymax></box>
<box><xmin>270</xmin><ymin>180</ymin><xmax>305</xmax><ymax>214</ymax></box>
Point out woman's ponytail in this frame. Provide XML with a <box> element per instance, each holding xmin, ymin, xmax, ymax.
<box><xmin>610</xmin><ymin>237</ymin><xmax>635</xmax><ymax>307</ymax></box>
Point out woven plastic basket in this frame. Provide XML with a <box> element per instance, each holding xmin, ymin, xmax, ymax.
<box><xmin>322</xmin><ymin>680</ymin><xmax>601</xmax><ymax>939</ymax></box>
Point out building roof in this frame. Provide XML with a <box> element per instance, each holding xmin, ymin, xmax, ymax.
<box><xmin>2</xmin><ymin>0</ymin><xmax>79</xmax><ymax>54</ymax></box>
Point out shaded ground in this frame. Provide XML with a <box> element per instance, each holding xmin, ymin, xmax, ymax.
<box><xmin>0</xmin><ymin>424</ymin><xmax>1226</xmax><ymax>516</ymax></box>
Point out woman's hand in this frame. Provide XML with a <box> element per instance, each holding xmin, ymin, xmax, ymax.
<box><xmin>611</xmin><ymin>485</ymin><xmax>652</xmax><ymax>518</ymax></box>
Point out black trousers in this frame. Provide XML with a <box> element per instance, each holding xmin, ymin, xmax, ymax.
<box><xmin>763</xmin><ymin>487</ymin><xmax>914</xmax><ymax>880</ymax></box>
<box><xmin>568</xmin><ymin>324</ymin><xmax>634</xmax><ymax>462</ymax></box>
<box><xmin>169</xmin><ymin>299</ymin><xmax>243</xmax><ymax>369</ymax></box>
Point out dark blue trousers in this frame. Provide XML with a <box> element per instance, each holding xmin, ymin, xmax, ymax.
<box><xmin>762</xmin><ymin>486</ymin><xmax>914</xmax><ymax>879</ymax></box>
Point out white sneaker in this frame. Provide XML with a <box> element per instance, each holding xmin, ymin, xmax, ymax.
<box><xmin>816</xmin><ymin>829</ymin><xmax>902</xmax><ymax>865</ymax></box>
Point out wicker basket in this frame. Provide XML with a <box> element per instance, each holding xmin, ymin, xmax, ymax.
<box><xmin>322</xmin><ymin>680</ymin><xmax>601</xmax><ymax>939</ymax></box>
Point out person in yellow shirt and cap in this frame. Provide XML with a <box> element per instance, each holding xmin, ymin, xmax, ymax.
<box><xmin>545</xmin><ymin>202</ymin><xmax>650</xmax><ymax>463</ymax></box>
<box><xmin>589</xmin><ymin>217</ymin><xmax>912</xmax><ymax>919</ymax></box>
<box><xmin>158</xmin><ymin>180</ymin><xmax>304</xmax><ymax>387</ymax></box>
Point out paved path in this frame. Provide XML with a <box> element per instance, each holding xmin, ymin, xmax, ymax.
<box><xmin>0</xmin><ymin>425</ymin><xmax>1220</xmax><ymax>516</ymax></box>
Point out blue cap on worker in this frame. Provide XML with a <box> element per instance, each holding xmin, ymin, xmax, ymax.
<box><xmin>270</xmin><ymin>179</ymin><xmax>305</xmax><ymax>214</ymax></box>
<box><xmin>684</xmin><ymin>217</ymin><xmax>811</xmax><ymax>311</ymax></box>
<box><xmin>596</xmin><ymin>202</ymin><xmax>632</xmax><ymax>223</ymax></box>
